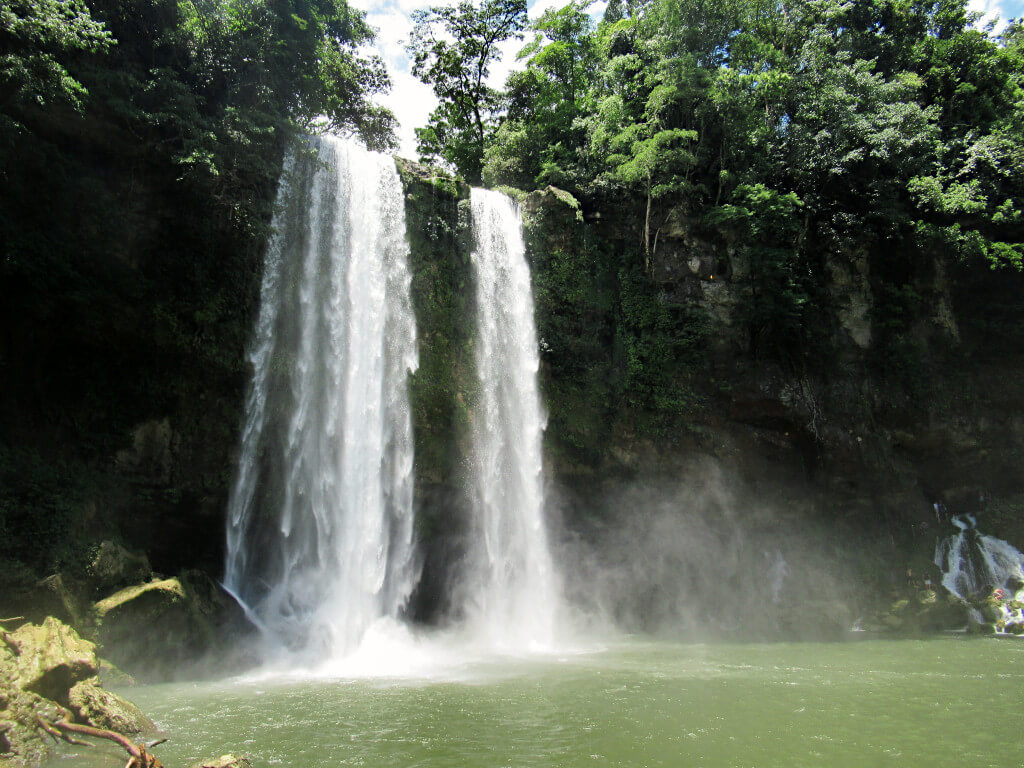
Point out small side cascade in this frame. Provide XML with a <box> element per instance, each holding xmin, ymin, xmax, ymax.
<box><xmin>935</xmin><ymin>515</ymin><xmax>1024</xmax><ymax>633</ymax></box>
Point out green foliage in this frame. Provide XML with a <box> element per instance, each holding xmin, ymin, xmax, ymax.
<box><xmin>0</xmin><ymin>0</ymin><xmax>111</xmax><ymax>121</ymax></box>
<box><xmin>709</xmin><ymin>184</ymin><xmax>822</xmax><ymax>359</ymax></box>
<box><xmin>407</xmin><ymin>0</ymin><xmax>527</xmax><ymax>183</ymax></box>
<box><xmin>476</xmin><ymin>0</ymin><xmax>1024</xmax><ymax>385</ymax></box>
<box><xmin>482</xmin><ymin>0</ymin><xmax>596</xmax><ymax>189</ymax></box>
<box><xmin>616</xmin><ymin>264</ymin><xmax>707</xmax><ymax>425</ymax></box>
<box><xmin>0</xmin><ymin>445</ymin><xmax>110</xmax><ymax>576</ymax></box>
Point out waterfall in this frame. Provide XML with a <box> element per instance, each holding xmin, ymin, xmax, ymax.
<box><xmin>223</xmin><ymin>136</ymin><xmax>419</xmax><ymax>658</ymax></box>
<box><xmin>466</xmin><ymin>188</ymin><xmax>560</xmax><ymax>648</ymax></box>
<box><xmin>935</xmin><ymin>515</ymin><xmax>1024</xmax><ymax>602</ymax></box>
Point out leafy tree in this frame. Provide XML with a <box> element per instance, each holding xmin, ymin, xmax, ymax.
<box><xmin>407</xmin><ymin>0</ymin><xmax>527</xmax><ymax>182</ymax></box>
<box><xmin>0</xmin><ymin>0</ymin><xmax>111</xmax><ymax>125</ymax></box>
<box><xmin>483</xmin><ymin>0</ymin><xmax>596</xmax><ymax>188</ymax></box>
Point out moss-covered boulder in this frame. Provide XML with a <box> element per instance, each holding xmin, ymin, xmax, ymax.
<box><xmin>0</xmin><ymin>618</ymin><xmax>152</xmax><ymax>767</ymax></box>
<box><xmin>93</xmin><ymin>572</ymin><xmax>254</xmax><ymax>680</ymax></box>
<box><xmin>0</xmin><ymin>684</ymin><xmax>57</xmax><ymax>768</ymax></box>
<box><xmin>66</xmin><ymin>677</ymin><xmax>152</xmax><ymax>734</ymax></box>
<box><xmin>868</xmin><ymin>586</ymin><xmax>967</xmax><ymax>634</ymax></box>
<box><xmin>7</xmin><ymin>617</ymin><xmax>98</xmax><ymax>701</ymax></box>
<box><xmin>94</xmin><ymin>576</ymin><xmax>187</xmax><ymax>623</ymax></box>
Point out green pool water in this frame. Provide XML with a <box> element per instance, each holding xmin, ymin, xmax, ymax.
<box><xmin>45</xmin><ymin>636</ymin><xmax>1024</xmax><ymax>768</ymax></box>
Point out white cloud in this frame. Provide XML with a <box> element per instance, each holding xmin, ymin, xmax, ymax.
<box><xmin>969</xmin><ymin>0</ymin><xmax>1010</xmax><ymax>30</ymax></box>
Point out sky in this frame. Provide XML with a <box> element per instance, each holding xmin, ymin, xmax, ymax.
<box><xmin>355</xmin><ymin>0</ymin><xmax>1024</xmax><ymax>160</ymax></box>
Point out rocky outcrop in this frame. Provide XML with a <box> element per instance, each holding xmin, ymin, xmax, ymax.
<box><xmin>0</xmin><ymin>618</ymin><xmax>152</xmax><ymax>767</ymax></box>
<box><xmin>857</xmin><ymin>578</ymin><xmax>968</xmax><ymax>634</ymax></box>
<box><xmin>66</xmin><ymin>678</ymin><xmax>151</xmax><ymax>734</ymax></box>
<box><xmin>966</xmin><ymin>585</ymin><xmax>1024</xmax><ymax>635</ymax></box>
<box><xmin>93</xmin><ymin>572</ymin><xmax>254</xmax><ymax>680</ymax></box>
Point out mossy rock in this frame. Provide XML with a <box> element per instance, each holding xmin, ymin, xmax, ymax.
<box><xmin>7</xmin><ymin>617</ymin><xmax>98</xmax><ymax>701</ymax></box>
<box><xmin>0</xmin><ymin>678</ymin><xmax>58</xmax><ymax>768</ymax></box>
<box><xmin>94</xmin><ymin>577</ymin><xmax>185</xmax><ymax>619</ymax></box>
<box><xmin>93</xmin><ymin>573</ymin><xmax>254</xmax><ymax>680</ymax></box>
<box><xmin>67</xmin><ymin>677</ymin><xmax>153</xmax><ymax>734</ymax></box>
<box><xmin>0</xmin><ymin>618</ymin><xmax>152</xmax><ymax>766</ymax></box>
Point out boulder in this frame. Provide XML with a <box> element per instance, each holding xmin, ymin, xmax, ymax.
<box><xmin>95</xmin><ymin>577</ymin><xmax>187</xmax><ymax>625</ymax></box>
<box><xmin>94</xmin><ymin>577</ymin><xmax>191</xmax><ymax>675</ymax></box>
<box><xmin>94</xmin><ymin>573</ymin><xmax>254</xmax><ymax>680</ymax></box>
<box><xmin>0</xmin><ymin>680</ymin><xmax>57</xmax><ymax>768</ymax></box>
<box><xmin>190</xmin><ymin>755</ymin><xmax>253</xmax><ymax>768</ymax></box>
<box><xmin>67</xmin><ymin>678</ymin><xmax>153</xmax><ymax>734</ymax></box>
<box><xmin>869</xmin><ymin>587</ymin><xmax>967</xmax><ymax>634</ymax></box>
<box><xmin>8</xmin><ymin>617</ymin><xmax>98</xmax><ymax>700</ymax></box>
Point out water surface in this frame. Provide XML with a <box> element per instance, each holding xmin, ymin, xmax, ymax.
<box><xmin>48</xmin><ymin>637</ymin><xmax>1024</xmax><ymax>768</ymax></box>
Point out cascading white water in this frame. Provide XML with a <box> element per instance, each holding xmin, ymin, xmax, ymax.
<box><xmin>935</xmin><ymin>515</ymin><xmax>1024</xmax><ymax>602</ymax></box>
<box><xmin>466</xmin><ymin>188</ymin><xmax>560</xmax><ymax>648</ymax></box>
<box><xmin>223</xmin><ymin>136</ymin><xmax>419</xmax><ymax>659</ymax></box>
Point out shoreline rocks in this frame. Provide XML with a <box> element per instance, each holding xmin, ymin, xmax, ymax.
<box><xmin>0</xmin><ymin>617</ymin><xmax>152</xmax><ymax>767</ymax></box>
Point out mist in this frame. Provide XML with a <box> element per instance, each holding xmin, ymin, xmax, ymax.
<box><xmin>551</xmin><ymin>459</ymin><xmax>869</xmax><ymax>641</ymax></box>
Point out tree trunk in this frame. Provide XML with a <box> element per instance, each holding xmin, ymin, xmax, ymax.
<box><xmin>644</xmin><ymin>178</ymin><xmax>652</xmax><ymax>274</ymax></box>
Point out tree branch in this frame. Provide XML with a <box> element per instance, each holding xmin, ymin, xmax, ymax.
<box><xmin>36</xmin><ymin>710</ymin><xmax>165</xmax><ymax>768</ymax></box>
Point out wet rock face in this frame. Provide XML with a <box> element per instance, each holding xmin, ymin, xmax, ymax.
<box><xmin>825</xmin><ymin>251</ymin><xmax>873</xmax><ymax>350</ymax></box>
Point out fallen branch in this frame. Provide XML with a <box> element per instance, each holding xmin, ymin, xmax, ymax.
<box><xmin>36</xmin><ymin>708</ymin><xmax>164</xmax><ymax>768</ymax></box>
<box><xmin>35</xmin><ymin>715</ymin><xmax>93</xmax><ymax>747</ymax></box>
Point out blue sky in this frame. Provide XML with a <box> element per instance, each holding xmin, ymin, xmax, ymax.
<box><xmin>357</xmin><ymin>0</ymin><xmax>1024</xmax><ymax>159</ymax></box>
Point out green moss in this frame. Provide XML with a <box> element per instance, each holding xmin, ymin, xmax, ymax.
<box><xmin>399</xmin><ymin>157</ymin><xmax>475</xmax><ymax>531</ymax></box>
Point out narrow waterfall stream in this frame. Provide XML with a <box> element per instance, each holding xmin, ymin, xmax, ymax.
<box><xmin>935</xmin><ymin>515</ymin><xmax>1024</xmax><ymax>602</ymax></box>
<box><xmin>223</xmin><ymin>136</ymin><xmax>419</xmax><ymax>660</ymax></box>
<box><xmin>466</xmin><ymin>188</ymin><xmax>561</xmax><ymax>648</ymax></box>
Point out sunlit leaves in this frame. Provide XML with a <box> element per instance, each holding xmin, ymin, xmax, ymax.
<box><xmin>407</xmin><ymin>0</ymin><xmax>527</xmax><ymax>182</ymax></box>
<box><xmin>0</xmin><ymin>0</ymin><xmax>111</xmax><ymax>113</ymax></box>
